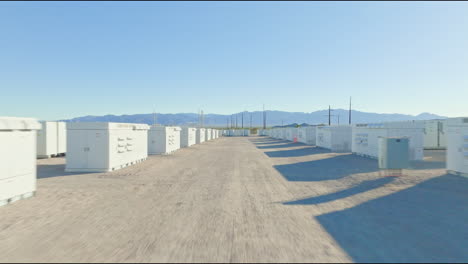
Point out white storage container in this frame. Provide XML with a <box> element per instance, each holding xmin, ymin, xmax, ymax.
<box><xmin>281</xmin><ymin>128</ymin><xmax>288</xmax><ymax>140</ymax></box>
<box><xmin>297</xmin><ymin>126</ymin><xmax>317</xmax><ymax>145</ymax></box>
<box><xmin>37</xmin><ymin>121</ymin><xmax>67</xmax><ymax>158</ymax></box>
<box><xmin>205</xmin><ymin>128</ymin><xmax>212</xmax><ymax>141</ymax></box>
<box><xmin>37</xmin><ymin>121</ymin><xmax>58</xmax><ymax>158</ymax></box>
<box><xmin>273</xmin><ymin>128</ymin><xmax>281</xmax><ymax>139</ymax></box>
<box><xmin>66</xmin><ymin>122</ymin><xmax>149</xmax><ymax>172</ymax></box>
<box><xmin>446</xmin><ymin>117</ymin><xmax>468</xmax><ymax>177</ymax></box>
<box><xmin>148</xmin><ymin>126</ymin><xmax>181</xmax><ymax>155</ymax></box>
<box><xmin>316</xmin><ymin>125</ymin><xmax>352</xmax><ymax>152</ymax></box>
<box><xmin>0</xmin><ymin>117</ymin><xmax>42</xmax><ymax>206</ymax></box>
<box><xmin>423</xmin><ymin>119</ymin><xmax>447</xmax><ymax>149</ymax></box>
<box><xmin>57</xmin><ymin>122</ymin><xmax>67</xmax><ymax>155</ymax></box>
<box><xmin>285</xmin><ymin>127</ymin><xmax>299</xmax><ymax>141</ymax></box>
<box><xmin>180</xmin><ymin>127</ymin><xmax>197</xmax><ymax>148</ymax></box>
<box><xmin>352</xmin><ymin>121</ymin><xmax>424</xmax><ymax>160</ymax></box>
<box><xmin>196</xmin><ymin>128</ymin><xmax>206</xmax><ymax>143</ymax></box>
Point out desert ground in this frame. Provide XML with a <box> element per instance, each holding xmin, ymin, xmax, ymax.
<box><xmin>0</xmin><ymin>136</ymin><xmax>466</xmax><ymax>263</ymax></box>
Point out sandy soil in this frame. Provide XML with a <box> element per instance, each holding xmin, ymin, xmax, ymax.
<box><xmin>0</xmin><ymin>136</ymin><xmax>466</xmax><ymax>263</ymax></box>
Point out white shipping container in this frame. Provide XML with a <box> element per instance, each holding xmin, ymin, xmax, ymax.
<box><xmin>285</xmin><ymin>127</ymin><xmax>299</xmax><ymax>142</ymax></box>
<box><xmin>281</xmin><ymin>128</ymin><xmax>288</xmax><ymax>140</ymax></box>
<box><xmin>297</xmin><ymin>126</ymin><xmax>317</xmax><ymax>145</ymax></box>
<box><xmin>316</xmin><ymin>125</ymin><xmax>352</xmax><ymax>152</ymax></box>
<box><xmin>0</xmin><ymin>117</ymin><xmax>41</xmax><ymax>206</ymax></box>
<box><xmin>196</xmin><ymin>128</ymin><xmax>206</xmax><ymax>143</ymax></box>
<box><xmin>446</xmin><ymin>117</ymin><xmax>468</xmax><ymax>177</ymax></box>
<box><xmin>57</xmin><ymin>122</ymin><xmax>67</xmax><ymax>155</ymax></box>
<box><xmin>148</xmin><ymin>126</ymin><xmax>181</xmax><ymax>154</ymax></box>
<box><xmin>180</xmin><ymin>127</ymin><xmax>197</xmax><ymax>148</ymax></box>
<box><xmin>37</xmin><ymin>121</ymin><xmax>67</xmax><ymax>158</ymax></box>
<box><xmin>423</xmin><ymin>119</ymin><xmax>447</xmax><ymax>149</ymax></box>
<box><xmin>205</xmin><ymin>128</ymin><xmax>212</xmax><ymax>141</ymax></box>
<box><xmin>37</xmin><ymin>121</ymin><xmax>58</xmax><ymax>158</ymax></box>
<box><xmin>66</xmin><ymin>122</ymin><xmax>149</xmax><ymax>172</ymax></box>
<box><xmin>352</xmin><ymin>121</ymin><xmax>424</xmax><ymax>160</ymax></box>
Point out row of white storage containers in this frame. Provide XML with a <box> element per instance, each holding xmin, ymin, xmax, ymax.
<box><xmin>265</xmin><ymin>127</ymin><xmax>316</xmax><ymax>145</ymax></box>
<box><xmin>262</xmin><ymin>120</ymin><xmax>448</xmax><ymax>150</ymax></box>
<box><xmin>67</xmin><ymin>124</ymin><xmax>220</xmax><ymax>172</ymax></box>
<box><xmin>261</xmin><ymin>118</ymin><xmax>468</xmax><ymax>177</ymax></box>
<box><xmin>263</xmin><ymin>122</ymin><xmax>425</xmax><ymax>159</ymax></box>
<box><xmin>352</xmin><ymin>121</ymin><xmax>425</xmax><ymax>160</ymax></box>
<box><xmin>0</xmin><ymin>117</ymin><xmax>221</xmax><ymax>207</ymax></box>
<box><xmin>223</xmin><ymin>129</ymin><xmax>250</xmax><ymax>137</ymax></box>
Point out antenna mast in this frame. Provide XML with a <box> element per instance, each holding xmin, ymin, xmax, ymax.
<box><xmin>349</xmin><ymin>96</ymin><xmax>352</xmax><ymax>125</ymax></box>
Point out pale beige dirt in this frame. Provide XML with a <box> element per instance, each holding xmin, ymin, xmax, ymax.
<box><xmin>0</xmin><ymin>136</ymin><xmax>466</xmax><ymax>263</ymax></box>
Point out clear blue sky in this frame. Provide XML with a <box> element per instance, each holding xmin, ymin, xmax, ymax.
<box><xmin>1</xmin><ymin>1</ymin><xmax>468</xmax><ymax>120</ymax></box>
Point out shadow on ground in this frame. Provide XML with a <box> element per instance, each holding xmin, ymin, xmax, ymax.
<box><xmin>256</xmin><ymin>142</ymin><xmax>305</xmax><ymax>149</ymax></box>
<box><xmin>283</xmin><ymin>177</ymin><xmax>395</xmax><ymax>205</ymax></box>
<box><xmin>37</xmin><ymin>164</ymin><xmax>93</xmax><ymax>179</ymax></box>
<box><xmin>250</xmin><ymin>138</ymin><xmax>280</xmax><ymax>142</ymax></box>
<box><xmin>254</xmin><ymin>141</ymin><xmax>290</xmax><ymax>146</ymax></box>
<box><xmin>316</xmin><ymin>174</ymin><xmax>468</xmax><ymax>263</ymax></box>
<box><xmin>265</xmin><ymin>146</ymin><xmax>330</xmax><ymax>158</ymax></box>
<box><xmin>409</xmin><ymin>160</ymin><xmax>446</xmax><ymax>170</ymax></box>
<box><xmin>250</xmin><ymin>139</ymin><xmax>290</xmax><ymax>145</ymax></box>
<box><xmin>274</xmin><ymin>154</ymin><xmax>379</xmax><ymax>182</ymax></box>
<box><xmin>410</xmin><ymin>150</ymin><xmax>446</xmax><ymax>170</ymax></box>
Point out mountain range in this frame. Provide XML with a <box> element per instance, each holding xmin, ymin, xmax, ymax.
<box><xmin>62</xmin><ymin>109</ymin><xmax>447</xmax><ymax>128</ymax></box>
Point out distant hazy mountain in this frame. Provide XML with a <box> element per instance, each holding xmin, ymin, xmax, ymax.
<box><xmin>62</xmin><ymin>109</ymin><xmax>447</xmax><ymax>127</ymax></box>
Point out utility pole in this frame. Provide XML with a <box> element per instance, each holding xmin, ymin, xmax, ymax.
<box><xmin>337</xmin><ymin>115</ymin><xmax>340</xmax><ymax>124</ymax></box>
<box><xmin>227</xmin><ymin>118</ymin><xmax>229</xmax><ymax>129</ymax></box>
<box><xmin>349</xmin><ymin>96</ymin><xmax>352</xmax><ymax>125</ymax></box>
<box><xmin>250</xmin><ymin>113</ymin><xmax>252</xmax><ymax>129</ymax></box>
<box><xmin>325</xmin><ymin>105</ymin><xmax>335</xmax><ymax>125</ymax></box>
<box><xmin>153</xmin><ymin>108</ymin><xmax>157</xmax><ymax>126</ymax></box>
<box><xmin>235</xmin><ymin>114</ymin><xmax>238</xmax><ymax>128</ymax></box>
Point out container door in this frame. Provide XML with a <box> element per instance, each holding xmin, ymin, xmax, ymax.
<box><xmin>86</xmin><ymin>131</ymin><xmax>108</xmax><ymax>170</ymax></box>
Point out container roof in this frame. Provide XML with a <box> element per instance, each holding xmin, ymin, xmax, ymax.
<box><xmin>0</xmin><ymin>117</ymin><xmax>41</xmax><ymax>130</ymax></box>
<box><xmin>67</xmin><ymin>122</ymin><xmax>149</xmax><ymax>130</ymax></box>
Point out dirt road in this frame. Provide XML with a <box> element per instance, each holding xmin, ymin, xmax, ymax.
<box><xmin>0</xmin><ymin>136</ymin><xmax>466</xmax><ymax>262</ymax></box>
